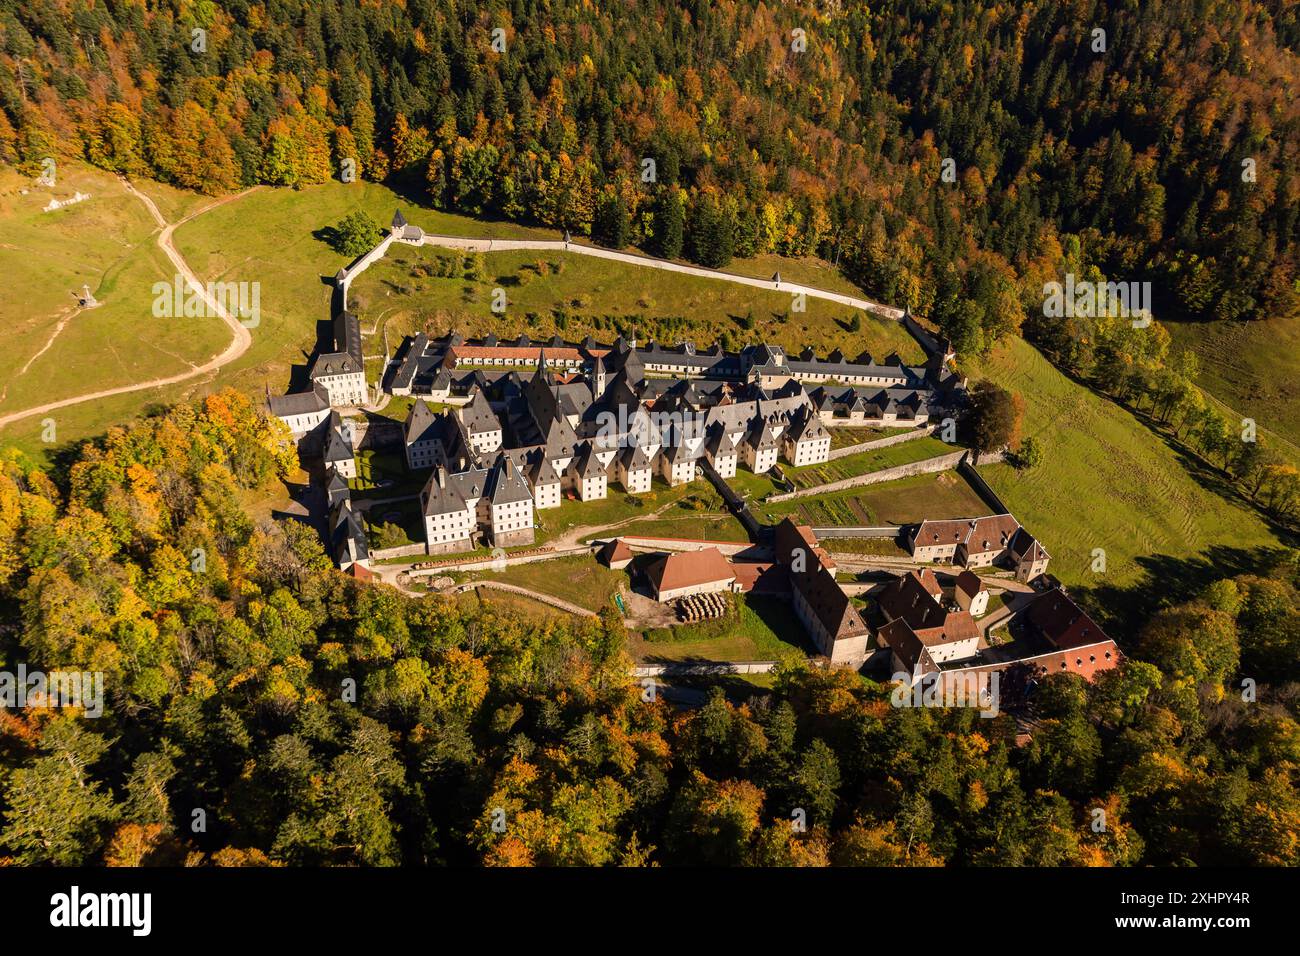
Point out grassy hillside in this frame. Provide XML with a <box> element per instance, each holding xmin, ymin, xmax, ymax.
<box><xmin>0</xmin><ymin>163</ymin><xmax>227</xmax><ymax>426</ymax></box>
<box><xmin>348</xmin><ymin>236</ymin><xmax>925</xmax><ymax>364</ymax></box>
<box><xmin>1166</xmin><ymin>317</ymin><xmax>1300</xmax><ymax>454</ymax></box>
<box><xmin>968</xmin><ymin>338</ymin><xmax>1286</xmax><ymax>591</ymax></box>
<box><xmin>3</xmin><ymin>169</ymin><xmax>923</xmax><ymax>465</ymax></box>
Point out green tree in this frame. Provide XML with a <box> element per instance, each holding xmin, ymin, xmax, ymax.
<box><xmin>965</xmin><ymin>380</ymin><xmax>1024</xmax><ymax>453</ymax></box>
<box><xmin>1</xmin><ymin>720</ymin><xmax>120</xmax><ymax>864</ymax></box>
<box><xmin>331</xmin><ymin>211</ymin><xmax>384</xmax><ymax>258</ymax></box>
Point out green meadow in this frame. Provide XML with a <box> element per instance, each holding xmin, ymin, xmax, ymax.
<box><xmin>967</xmin><ymin>337</ymin><xmax>1285</xmax><ymax>589</ymax></box>
<box><xmin>1166</xmin><ymin>316</ymin><xmax>1300</xmax><ymax>454</ymax></box>
<box><xmin>0</xmin><ymin>163</ymin><xmax>227</xmax><ymax>430</ymax></box>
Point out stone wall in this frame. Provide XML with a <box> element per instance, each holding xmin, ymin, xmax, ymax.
<box><xmin>370</xmin><ymin>542</ymin><xmax>428</xmax><ymax>561</ymax></box>
<box><xmin>768</xmin><ymin>449</ymin><xmax>964</xmax><ymax>502</ymax></box>
<box><xmin>826</xmin><ymin>425</ymin><xmax>935</xmax><ymax>461</ymax></box>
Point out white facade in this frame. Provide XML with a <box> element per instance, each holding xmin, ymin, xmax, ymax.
<box><xmin>743</xmin><ymin>443</ymin><xmax>778</xmax><ymax>474</ymax></box>
<box><xmin>316</xmin><ymin>372</ymin><xmax>368</xmax><ymax>407</ymax></box>
<box><xmin>786</xmin><ymin>436</ymin><xmax>830</xmax><ymax>468</ymax></box>
<box><xmin>620</xmin><ymin>464</ymin><xmax>652</xmax><ymax>494</ymax></box>
<box><xmin>279</xmin><ymin>408</ymin><xmax>330</xmax><ymax>435</ymax></box>
<box><xmin>660</xmin><ymin>455</ymin><xmax>697</xmax><ymax>486</ymax></box>
<box><xmin>406</xmin><ymin>438</ymin><xmax>442</xmax><ymax>470</ymax></box>
<box><xmin>578</xmin><ymin>473</ymin><xmax>608</xmax><ymax>501</ymax></box>
<box><xmin>329</xmin><ymin>456</ymin><xmax>358</xmax><ymax>480</ymax></box>
<box><xmin>424</xmin><ymin>507</ymin><xmax>475</xmax><ymax>549</ymax></box>
<box><xmin>925</xmin><ymin>636</ymin><xmax>980</xmax><ymax>665</ymax></box>
<box><xmin>468</xmin><ymin>427</ymin><xmax>503</xmax><ymax>455</ymax></box>
<box><xmin>534</xmin><ymin>480</ymin><xmax>561</xmax><ymax>509</ymax></box>
<box><xmin>490</xmin><ymin>498</ymin><xmax>534</xmax><ymax>538</ymax></box>
<box><xmin>956</xmin><ymin>586</ymin><xmax>990</xmax><ymax>617</ymax></box>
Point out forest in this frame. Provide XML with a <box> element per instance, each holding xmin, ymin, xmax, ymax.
<box><xmin>0</xmin><ymin>390</ymin><xmax>1297</xmax><ymax>866</ymax></box>
<box><xmin>3</xmin><ymin>0</ymin><xmax>1298</xmax><ymax>357</ymax></box>
<box><xmin>3</xmin><ymin>1</ymin><xmax>1300</xmax><ymax>866</ymax></box>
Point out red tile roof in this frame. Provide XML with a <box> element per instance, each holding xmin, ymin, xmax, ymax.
<box><xmin>954</xmin><ymin>569</ymin><xmax>984</xmax><ymax>597</ymax></box>
<box><xmin>877</xmin><ymin>570</ymin><xmax>979</xmax><ymax>645</ymax></box>
<box><xmin>774</xmin><ymin>518</ymin><xmax>835</xmax><ymax>571</ymax></box>
<box><xmin>598</xmin><ymin>538</ymin><xmax>635</xmax><ymax>567</ymax></box>
<box><xmin>730</xmin><ymin>561</ymin><xmax>785</xmax><ymax>593</ymax></box>
<box><xmin>646</xmin><ymin>547</ymin><xmax>736</xmax><ymax>596</ymax></box>
<box><xmin>1026</xmin><ymin>588</ymin><xmax>1111</xmax><ymax>651</ymax></box>
<box><xmin>792</xmin><ymin>565</ymin><xmax>869</xmax><ymax>642</ymax></box>
<box><xmin>879</xmin><ymin>619</ymin><xmax>939</xmax><ymax>676</ymax></box>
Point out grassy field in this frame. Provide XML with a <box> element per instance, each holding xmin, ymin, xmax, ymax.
<box><xmin>784</xmin><ymin>435</ymin><xmax>957</xmax><ymax>490</ymax></box>
<box><xmin>601</xmin><ymin>512</ymin><xmax>752</xmax><ymax>543</ymax></box>
<box><xmin>630</xmin><ymin>595</ymin><xmax>810</xmax><ymax>663</ymax></box>
<box><xmin>756</xmin><ymin>470</ymin><xmax>993</xmax><ymax>527</ymax></box>
<box><xmin>533</xmin><ymin>476</ymin><xmax>706</xmax><ymax>541</ymax></box>
<box><xmin>725</xmin><ymin>467</ymin><xmax>786</xmax><ymax>500</ymax></box>
<box><xmin>364</xmin><ymin>499</ymin><xmax>424</xmax><ymax>549</ymax></box>
<box><xmin>349</xmin><ymin>240</ymin><xmax>925</xmax><ymax>364</ymax></box>
<box><xmin>818</xmin><ymin>537</ymin><xmax>911</xmax><ymax>557</ymax></box>
<box><xmin>828</xmin><ymin>425</ymin><xmax>917</xmax><ymax>449</ymax></box>
<box><xmin>455</xmin><ymin>587</ymin><xmax>570</xmax><ymax>622</ymax></box>
<box><xmin>0</xmin><ymin>163</ymin><xmax>229</xmax><ymax>433</ymax></box>
<box><xmin>349</xmin><ymin>449</ymin><xmax>426</xmax><ymax>497</ymax></box>
<box><xmin>967</xmin><ymin>337</ymin><xmax>1284</xmax><ymax>589</ymax></box>
<box><xmin>1166</xmin><ymin>316</ymin><xmax>1300</xmax><ymax>452</ymax></box>
<box><xmin>479</xmin><ymin>553</ymin><xmax>625</xmax><ymax>611</ymax></box>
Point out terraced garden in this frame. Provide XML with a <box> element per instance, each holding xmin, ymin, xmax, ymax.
<box><xmin>756</xmin><ymin>470</ymin><xmax>994</xmax><ymax>527</ymax></box>
<box><xmin>783</xmin><ymin>435</ymin><xmax>958</xmax><ymax>489</ymax></box>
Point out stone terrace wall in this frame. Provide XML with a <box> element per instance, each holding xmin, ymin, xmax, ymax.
<box><xmin>767</xmin><ymin>449</ymin><xmax>1007</xmax><ymax>502</ymax></box>
<box><xmin>826</xmin><ymin>425</ymin><xmax>936</xmax><ymax>461</ymax></box>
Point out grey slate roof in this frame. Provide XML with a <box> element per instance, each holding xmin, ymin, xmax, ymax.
<box><xmin>460</xmin><ymin>389</ymin><xmax>501</xmax><ymax>436</ymax></box>
<box><xmin>664</xmin><ymin>441</ymin><xmax>700</xmax><ymax>465</ymax></box>
<box><xmin>405</xmin><ymin>398</ymin><xmax>435</xmax><ymax>438</ymax></box>
<box><xmin>268</xmin><ymin>383</ymin><xmax>330</xmax><ymax>417</ymax></box>
<box><xmin>786</xmin><ymin>405</ymin><xmax>829</xmax><ymax>443</ymax></box>
<box><xmin>572</xmin><ymin>442</ymin><xmax>607</xmax><ymax>480</ymax></box>
<box><xmin>323</xmin><ymin>412</ymin><xmax>354</xmax><ymax>464</ymax></box>
<box><xmin>486</xmin><ymin>454</ymin><xmax>534</xmax><ymax>505</ymax></box>
<box><xmin>421</xmin><ymin>462</ymin><xmax>490</xmax><ymax>517</ymax></box>
<box><xmin>707</xmin><ymin>424</ymin><xmax>737</xmax><ymax>456</ymax></box>
<box><xmin>330</xmin><ymin>500</ymin><xmax>369</xmax><ymax>564</ymax></box>
<box><xmin>391</xmin><ymin>332</ymin><xmax>429</xmax><ymax>392</ymax></box>
<box><xmin>529</xmin><ymin>453</ymin><xmax>560</xmax><ymax>487</ymax></box>
<box><xmin>334</xmin><ymin>311</ymin><xmax>363</xmax><ymax>366</ymax></box>
<box><xmin>309</xmin><ymin>351</ymin><xmax>360</xmax><ymax>379</ymax></box>
<box><xmin>747</xmin><ymin>417</ymin><xmax>779</xmax><ymax>450</ymax></box>
<box><xmin>619</xmin><ymin>443</ymin><xmax>651</xmax><ymax>471</ymax></box>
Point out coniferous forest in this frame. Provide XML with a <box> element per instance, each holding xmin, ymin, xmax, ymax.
<box><xmin>1</xmin><ymin>2</ymin><xmax>1299</xmax><ymax>868</ymax></box>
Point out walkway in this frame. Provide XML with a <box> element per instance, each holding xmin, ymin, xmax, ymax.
<box><xmin>451</xmin><ymin>580</ymin><xmax>597</xmax><ymax>618</ymax></box>
<box><xmin>0</xmin><ymin>180</ymin><xmax>259</xmax><ymax>430</ymax></box>
<box><xmin>413</xmin><ymin>232</ymin><xmax>905</xmax><ymax>320</ymax></box>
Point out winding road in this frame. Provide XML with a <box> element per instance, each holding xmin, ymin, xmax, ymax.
<box><xmin>0</xmin><ymin>180</ymin><xmax>257</xmax><ymax>431</ymax></box>
<box><xmin>409</xmin><ymin>232</ymin><xmax>907</xmax><ymax>320</ymax></box>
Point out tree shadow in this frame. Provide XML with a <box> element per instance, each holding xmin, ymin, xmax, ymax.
<box><xmin>1069</xmin><ymin>543</ymin><xmax>1292</xmax><ymax>641</ymax></box>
